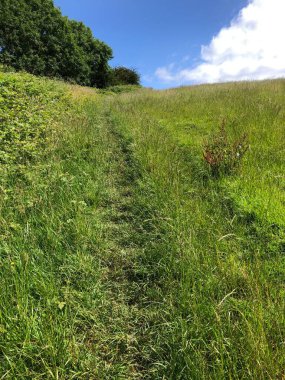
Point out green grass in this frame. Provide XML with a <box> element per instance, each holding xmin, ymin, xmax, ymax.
<box><xmin>0</xmin><ymin>72</ymin><xmax>143</xmax><ymax>378</ymax></box>
<box><xmin>0</xmin><ymin>70</ymin><xmax>284</xmax><ymax>379</ymax></box>
<box><xmin>107</xmin><ymin>80</ymin><xmax>285</xmax><ymax>379</ymax></box>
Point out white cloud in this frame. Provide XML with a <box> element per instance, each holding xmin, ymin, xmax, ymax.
<box><xmin>155</xmin><ymin>0</ymin><xmax>285</xmax><ymax>84</ymax></box>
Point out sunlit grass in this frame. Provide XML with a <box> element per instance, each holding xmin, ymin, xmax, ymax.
<box><xmin>0</xmin><ymin>72</ymin><xmax>141</xmax><ymax>378</ymax></box>
<box><xmin>0</xmin><ymin>71</ymin><xmax>284</xmax><ymax>379</ymax></box>
<box><xmin>108</xmin><ymin>79</ymin><xmax>285</xmax><ymax>379</ymax></box>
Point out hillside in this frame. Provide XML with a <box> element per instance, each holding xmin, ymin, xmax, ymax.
<box><xmin>0</xmin><ymin>70</ymin><xmax>284</xmax><ymax>379</ymax></box>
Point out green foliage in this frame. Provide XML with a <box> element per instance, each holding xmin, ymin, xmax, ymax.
<box><xmin>0</xmin><ymin>71</ymin><xmax>67</xmax><ymax>164</ymax></box>
<box><xmin>203</xmin><ymin>119</ymin><xmax>249</xmax><ymax>176</ymax></box>
<box><xmin>0</xmin><ymin>0</ymin><xmax>113</xmax><ymax>87</ymax></box>
<box><xmin>109</xmin><ymin>66</ymin><xmax>141</xmax><ymax>86</ymax></box>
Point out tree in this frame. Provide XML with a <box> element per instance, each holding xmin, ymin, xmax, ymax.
<box><xmin>110</xmin><ymin>66</ymin><xmax>140</xmax><ymax>86</ymax></box>
<box><xmin>0</xmin><ymin>0</ymin><xmax>113</xmax><ymax>87</ymax></box>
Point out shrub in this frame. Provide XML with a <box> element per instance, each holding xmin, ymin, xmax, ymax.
<box><xmin>203</xmin><ymin>120</ymin><xmax>249</xmax><ymax>176</ymax></box>
<box><xmin>109</xmin><ymin>66</ymin><xmax>140</xmax><ymax>86</ymax></box>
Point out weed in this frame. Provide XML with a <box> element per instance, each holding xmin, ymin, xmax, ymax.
<box><xmin>203</xmin><ymin>119</ymin><xmax>249</xmax><ymax>176</ymax></box>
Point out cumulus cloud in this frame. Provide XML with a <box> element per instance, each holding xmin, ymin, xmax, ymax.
<box><xmin>155</xmin><ymin>0</ymin><xmax>285</xmax><ymax>84</ymax></box>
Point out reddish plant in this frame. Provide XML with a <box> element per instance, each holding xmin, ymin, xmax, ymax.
<box><xmin>203</xmin><ymin>120</ymin><xmax>249</xmax><ymax>176</ymax></box>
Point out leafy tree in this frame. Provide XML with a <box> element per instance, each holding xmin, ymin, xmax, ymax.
<box><xmin>110</xmin><ymin>66</ymin><xmax>141</xmax><ymax>86</ymax></box>
<box><xmin>0</xmin><ymin>0</ymin><xmax>113</xmax><ymax>87</ymax></box>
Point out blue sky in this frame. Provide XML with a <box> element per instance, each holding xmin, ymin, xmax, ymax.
<box><xmin>54</xmin><ymin>0</ymin><xmax>285</xmax><ymax>89</ymax></box>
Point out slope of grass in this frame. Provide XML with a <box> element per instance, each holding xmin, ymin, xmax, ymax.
<box><xmin>0</xmin><ymin>71</ymin><xmax>284</xmax><ymax>379</ymax></box>
<box><xmin>0</xmin><ymin>72</ymin><xmax>148</xmax><ymax>378</ymax></box>
<box><xmin>107</xmin><ymin>80</ymin><xmax>285</xmax><ymax>379</ymax></box>
<box><xmin>112</xmin><ymin>80</ymin><xmax>285</xmax><ymax>228</ymax></box>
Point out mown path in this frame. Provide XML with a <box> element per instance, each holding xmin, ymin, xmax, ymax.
<box><xmin>95</xmin><ymin>104</ymin><xmax>172</xmax><ymax>379</ymax></box>
<box><xmin>93</xmin><ymin>106</ymin><xmax>147</xmax><ymax>379</ymax></box>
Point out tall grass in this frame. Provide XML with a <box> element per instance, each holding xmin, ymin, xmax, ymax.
<box><xmin>108</xmin><ymin>79</ymin><xmax>285</xmax><ymax>379</ymax></box>
<box><xmin>0</xmin><ymin>73</ymin><xmax>144</xmax><ymax>378</ymax></box>
<box><xmin>0</xmin><ymin>72</ymin><xmax>284</xmax><ymax>379</ymax></box>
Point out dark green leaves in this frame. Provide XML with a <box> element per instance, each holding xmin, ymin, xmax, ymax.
<box><xmin>0</xmin><ymin>0</ymin><xmax>113</xmax><ymax>87</ymax></box>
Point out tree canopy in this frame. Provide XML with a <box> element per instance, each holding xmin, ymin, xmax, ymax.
<box><xmin>0</xmin><ymin>0</ymin><xmax>113</xmax><ymax>87</ymax></box>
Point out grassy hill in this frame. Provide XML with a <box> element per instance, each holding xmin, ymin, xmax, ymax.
<box><xmin>0</xmin><ymin>69</ymin><xmax>284</xmax><ymax>379</ymax></box>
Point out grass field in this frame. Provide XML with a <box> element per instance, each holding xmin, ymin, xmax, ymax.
<box><xmin>0</xmin><ymin>69</ymin><xmax>284</xmax><ymax>379</ymax></box>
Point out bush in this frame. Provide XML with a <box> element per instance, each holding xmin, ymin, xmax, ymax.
<box><xmin>109</xmin><ymin>66</ymin><xmax>140</xmax><ymax>86</ymax></box>
<box><xmin>203</xmin><ymin>120</ymin><xmax>249</xmax><ymax>176</ymax></box>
